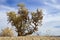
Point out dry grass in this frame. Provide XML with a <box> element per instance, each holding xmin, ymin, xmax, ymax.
<box><xmin>0</xmin><ymin>36</ymin><xmax>60</xmax><ymax>40</ymax></box>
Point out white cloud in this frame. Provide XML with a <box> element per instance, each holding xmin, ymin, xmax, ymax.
<box><xmin>41</xmin><ymin>8</ymin><xmax>60</xmax><ymax>23</ymax></box>
<box><xmin>39</xmin><ymin>21</ymin><xmax>60</xmax><ymax>36</ymax></box>
<box><xmin>0</xmin><ymin>0</ymin><xmax>6</xmax><ymax>3</ymax></box>
<box><xmin>0</xmin><ymin>5</ymin><xmax>17</xmax><ymax>30</ymax></box>
<box><xmin>44</xmin><ymin>2</ymin><xmax>60</xmax><ymax>9</ymax></box>
<box><xmin>51</xmin><ymin>0</ymin><xmax>57</xmax><ymax>3</ymax></box>
<box><xmin>43</xmin><ymin>13</ymin><xmax>60</xmax><ymax>23</ymax></box>
<box><xmin>0</xmin><ymin>5</ymin><xmax>17</xmax><ymax>11</ymax></box>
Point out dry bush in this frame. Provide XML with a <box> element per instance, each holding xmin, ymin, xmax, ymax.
<box><xmin>0</xmin><ymin>27</ymin><xmax>14</xmax><ymax>37</ymax></box>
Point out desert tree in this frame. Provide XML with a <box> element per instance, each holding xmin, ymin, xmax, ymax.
<box><xmin>7</xmin><ymin>3</ymin><xmax>43</xmax><ymax>36</ymax></box>
<box><xmin>0</xmin><ymin>27</ymin><xmax>14</xmax><ymax>37</ymax></box>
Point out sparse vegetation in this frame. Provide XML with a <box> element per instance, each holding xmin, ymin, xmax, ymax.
<box><xmin>0</xmin><ymin>36</ymin><xmax>60</xmax><ymax>40</ymax></box>
<box><xmin>0</xmin><ymin>27</ymin><xmax>14</xmax><ymax>37</ymax></box>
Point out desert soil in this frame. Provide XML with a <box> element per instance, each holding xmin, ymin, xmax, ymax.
<box><xmin>0</xmin><ymin>36</ymin><xmax>60</xmax><ymax>40</ymax></box>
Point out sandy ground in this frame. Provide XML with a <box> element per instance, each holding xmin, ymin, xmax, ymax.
<box><xmin>0</xmin><ymin>36</ymin><xmax>60</xmax><ymax>40</ymax></box>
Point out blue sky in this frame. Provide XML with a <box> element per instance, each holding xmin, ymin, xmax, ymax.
<box><xmin>0</xmin><ymin>0</ymin><xmax>60</xmax><ymax>36</ymax></box>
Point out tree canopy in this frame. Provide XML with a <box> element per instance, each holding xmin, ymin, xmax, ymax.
<box><xmin>7</xmin><ymin>4</ymin><xmax>43</xmax><ymax>36</ymax></box>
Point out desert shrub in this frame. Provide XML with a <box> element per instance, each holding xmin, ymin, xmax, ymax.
<box><xmin>0</xmin><ymin>27</ymin><xmax>14</xmax><ymax>37</ymax></box>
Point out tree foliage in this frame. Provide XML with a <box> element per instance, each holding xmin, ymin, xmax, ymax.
<box><xmin>7</xmin><ymin>4</ymin><xmax>43</xmax><ymax>36</ymax></box>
